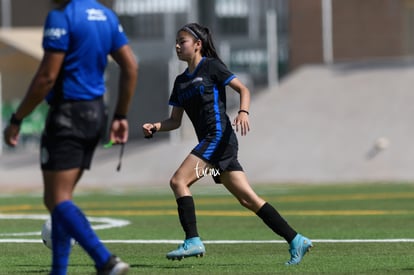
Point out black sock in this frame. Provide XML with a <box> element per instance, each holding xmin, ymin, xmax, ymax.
<box><xmin>176</xmin><ymin>196</ymin><xmax>199</xmax><ymax>239</ymax></box>
<box><xmin>256</xmin><ymin>202</ymin><xmax>297</xmax><ymax>243</ymax></box>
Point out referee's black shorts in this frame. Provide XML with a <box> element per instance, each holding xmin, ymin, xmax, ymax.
<box><xmin>40</xmin><ymin>97</ymin><xmax>106</xmax><ymax>171</ymax></box>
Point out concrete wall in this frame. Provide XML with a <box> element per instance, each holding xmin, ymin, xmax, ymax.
<box><xmin>237</xmin><ymin>59</ymin><xmax>414</xmax><ymax>183</ymax></box>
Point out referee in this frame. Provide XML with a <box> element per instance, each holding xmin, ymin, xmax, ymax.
<box><xmin>3</xmin><ymin>0</ymin><xmax>137</xmax><ymax>274</ymax></box>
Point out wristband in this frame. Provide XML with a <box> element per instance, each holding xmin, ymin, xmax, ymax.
<box><xmin>113</xmin><ymin>114</ymin><xmax>127</xmax><ymax>120</ymax></box>
<box><xmin>238</xmin><ymin>109</ymin><xmax>249</xmax><ymax>115</ymax></box>
<box><xmin>10</xmin><ymin>113</ymin><xmax>22</xmax><ymax>126</ymax></box>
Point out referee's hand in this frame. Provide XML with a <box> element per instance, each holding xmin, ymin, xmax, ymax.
<box><xmin>110</xmin><ymin>119</ymin><xmax>128</xmax><ymax>144</ymax></box>
<box><xmin>3</xmin><ymin>124</ymin><xmax>20</xmax><ymax>147</ymax></box>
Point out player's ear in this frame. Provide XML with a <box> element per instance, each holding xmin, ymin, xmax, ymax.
<box><xmin>195</xmin><ymin>39</ymin><xmax>202</xmax><ymax>51</ymax></box>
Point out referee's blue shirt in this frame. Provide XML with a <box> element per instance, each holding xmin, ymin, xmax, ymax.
<box><xmin>42</xmin><ymin>0</ymin><xmax>128</xmax><ymax>102</ymax></box>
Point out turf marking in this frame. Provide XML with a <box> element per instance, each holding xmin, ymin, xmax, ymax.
<box><xmin>0</xmin><ymin>214</ymin><xmax>413</xmax><ymax>245</ymax></box>
<box><xmin>58</xmin><ymin>209</ymin><xmax>414</xmax><ymax>217</ymax></box>
<box><xmin>102</xmin><ymin>239</ymin><xmax>414</xmax><ymax>244</ymax></box>
<box><xmin>0</xmin><ymin>239</ymin><xmax>413</xmax><ymax>244</ymax></box>
<box><xmin>0</xmin><ymin>214</ymin><xmax>130</xmax><ymax>237</ymax></box>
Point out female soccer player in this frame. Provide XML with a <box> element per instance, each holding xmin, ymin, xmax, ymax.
<box><xmin>3</xmin><ymin>0</ymin><xmax>137</xmax><ymax>274</ymax></box>
<box><xmin>142</xmin><ymin>23</ymin><xmax>312</xmax><ymax>265</ymax></box>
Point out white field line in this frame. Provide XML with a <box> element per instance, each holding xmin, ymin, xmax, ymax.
<box><xmin>1</xmin><ymin>239</ymin><xmax>414</xmax><ymax>244</ymax></box>
<box><xmin>0</xmin><ymin>214</ymin><xmax>130</xmax><ymax>237</ymax></box>
<box><xmin>1</xmin><ymin>214</ymin><xmax>413</xmax><ymax>244</ymax></box>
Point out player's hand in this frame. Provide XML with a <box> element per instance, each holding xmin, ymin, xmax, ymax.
<box><xmin>3</xmin><ymin>124</ymin><xmax>20</xmax><ymax>147</ymax></box>
<box><xmin>233</xmin><ymin>112</ymin><xmax>250</xmax><ymax>136</ymax></box>
<box><xmin>142</xmin><ymin>123</ymin><xmax>157</xmax><ymax>138</ymax></box>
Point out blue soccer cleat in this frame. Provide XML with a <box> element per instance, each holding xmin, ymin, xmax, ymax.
<box><xmin>285</xmin><ymin>234</ymin><xmax>313</xmax><ymax>265</ymax></box>
<box><xmin>166</xmin><ymin>237</ymin><xmax>206</xmax><ymax>261</ymax></box>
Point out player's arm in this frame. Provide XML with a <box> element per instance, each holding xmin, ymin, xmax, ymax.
<box><xmin>142</xmin><ymin>106</ymin><xmax>184</xmax><ymax>138</ymax></box>
<box><xmin>229</xmin><ymin>77</ymin><xmax>250</xmax><ymax>136</ymax></box>
<box><xmin>3</xmin><ymin>51</ymin><xmax>64</xmax><ymax>147</ymax></box>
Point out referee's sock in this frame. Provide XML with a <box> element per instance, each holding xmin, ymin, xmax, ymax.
<box><xmin>53</xmin><ymin>201</ymin><xmax>111</xmax><ymax>269</ymax></box>
<box><xmin>256</xmin><ymin>202</ymin><xmax>297</xmax><ymax>243</ymax></box>
<box><xmin>177</xmin><ymin>196</ymin><xmax>199</xmax><ymax>239</ymax></box>
<box><xmin>51</xmin><ymin>212</ymin><xmax>71</xmax><ymax>275</ymax></box>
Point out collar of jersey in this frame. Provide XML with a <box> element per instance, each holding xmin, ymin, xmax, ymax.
<box><xmin>185</xmin><ymin>56</ymin><xmax>206</xmax><ymax>78</ymax></box>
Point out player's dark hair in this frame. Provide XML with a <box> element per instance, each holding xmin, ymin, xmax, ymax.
<box><xmin>179</xmin><ymin>23</ymin><xmax>224</xmax><ymax>64</ymax></box>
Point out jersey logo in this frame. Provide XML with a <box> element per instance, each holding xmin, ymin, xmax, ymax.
<box><xmin>44</xmin><ymin>28</ymin><xmax>67</xmax><ymax>40</ymax></box>
<box><xmin>191</xmin><ymin>77</ymin><xmax>203</xmax><ymax>84</ymax></box>
<box><xmin>86</xmin><ymin>9</ymin><xmax>107</xmax><ymax>21</ymax></box>
<box><xmin>180</xmin><ymin>77</ymin><xmax>203</xmax><ymax>90</ymax></box>
<box><xmin>175</xmin><ymin>77</ymin><xmax>206</xmax><ymax>104</ymax></box>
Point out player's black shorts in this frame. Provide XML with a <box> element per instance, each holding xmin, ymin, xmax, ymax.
<box><xmin>40</xmin><ymin>97</ymin><xmax>106</xmax><ymax>171</ymax></box>
<box><xmin>191</xmin><ymin>132</ymin><xmax>243</xmax><ymax>183</ymax></box>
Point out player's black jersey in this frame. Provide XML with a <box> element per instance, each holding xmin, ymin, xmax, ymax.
<box><xmin>169</xmin><ymin>57</ymin><xmax>237</xmax><ymax>159</ymax></box>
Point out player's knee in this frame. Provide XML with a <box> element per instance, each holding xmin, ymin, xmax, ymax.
<box><xmin>169</xmin><ymin>176</ymin><xmax>182</xmax><ymax>191</ymax></box>
<box><xmin>170</xmin><ymin>173</ymin><xmax>195</xmax><ymax>194</ymax></box>
<box><xmin>238</xmin><ymin>198</ymin><xmax>261</xmax><ymax>212</ymax></box>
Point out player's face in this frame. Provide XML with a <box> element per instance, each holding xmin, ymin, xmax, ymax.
<box><xmin>175</xmin><ymin>31</ymin><xmax>201</xmax><ymax>62</ymax></box>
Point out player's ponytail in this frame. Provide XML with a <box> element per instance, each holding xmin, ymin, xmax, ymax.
<box><xmin>179</xmin><ymin>23</ymin><xmax>224</xmax><ymax>64</ymax></box>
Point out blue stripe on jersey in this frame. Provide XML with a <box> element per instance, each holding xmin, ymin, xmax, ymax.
<box><xmin>223</xmin><ymin>75</ymin><xmax>236</xmax><ymax>86</ymax></box>
<box><xmin>197</xmin><ymin>85</ymin><xmax>223</xmax><ymax>159</ymax></box>
<box><xmin>213</xmin><ymin>85</ymin><xmax>223</xmax><ymax>138</ymax></box>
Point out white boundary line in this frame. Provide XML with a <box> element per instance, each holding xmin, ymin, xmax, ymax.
<box><xmin>102</xmin><ymin>239</ymin><xmax>414</xmax><ymax>244</ymax></box>
<box><xmin>1</xmin><ymin>239</ymin><xmax>414</xmax><ymax>244</ymax></box>
<box><xmin>1</xmin><ymin>214</ymin><xmax>413</xmax><ymax>244</ymax></box>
